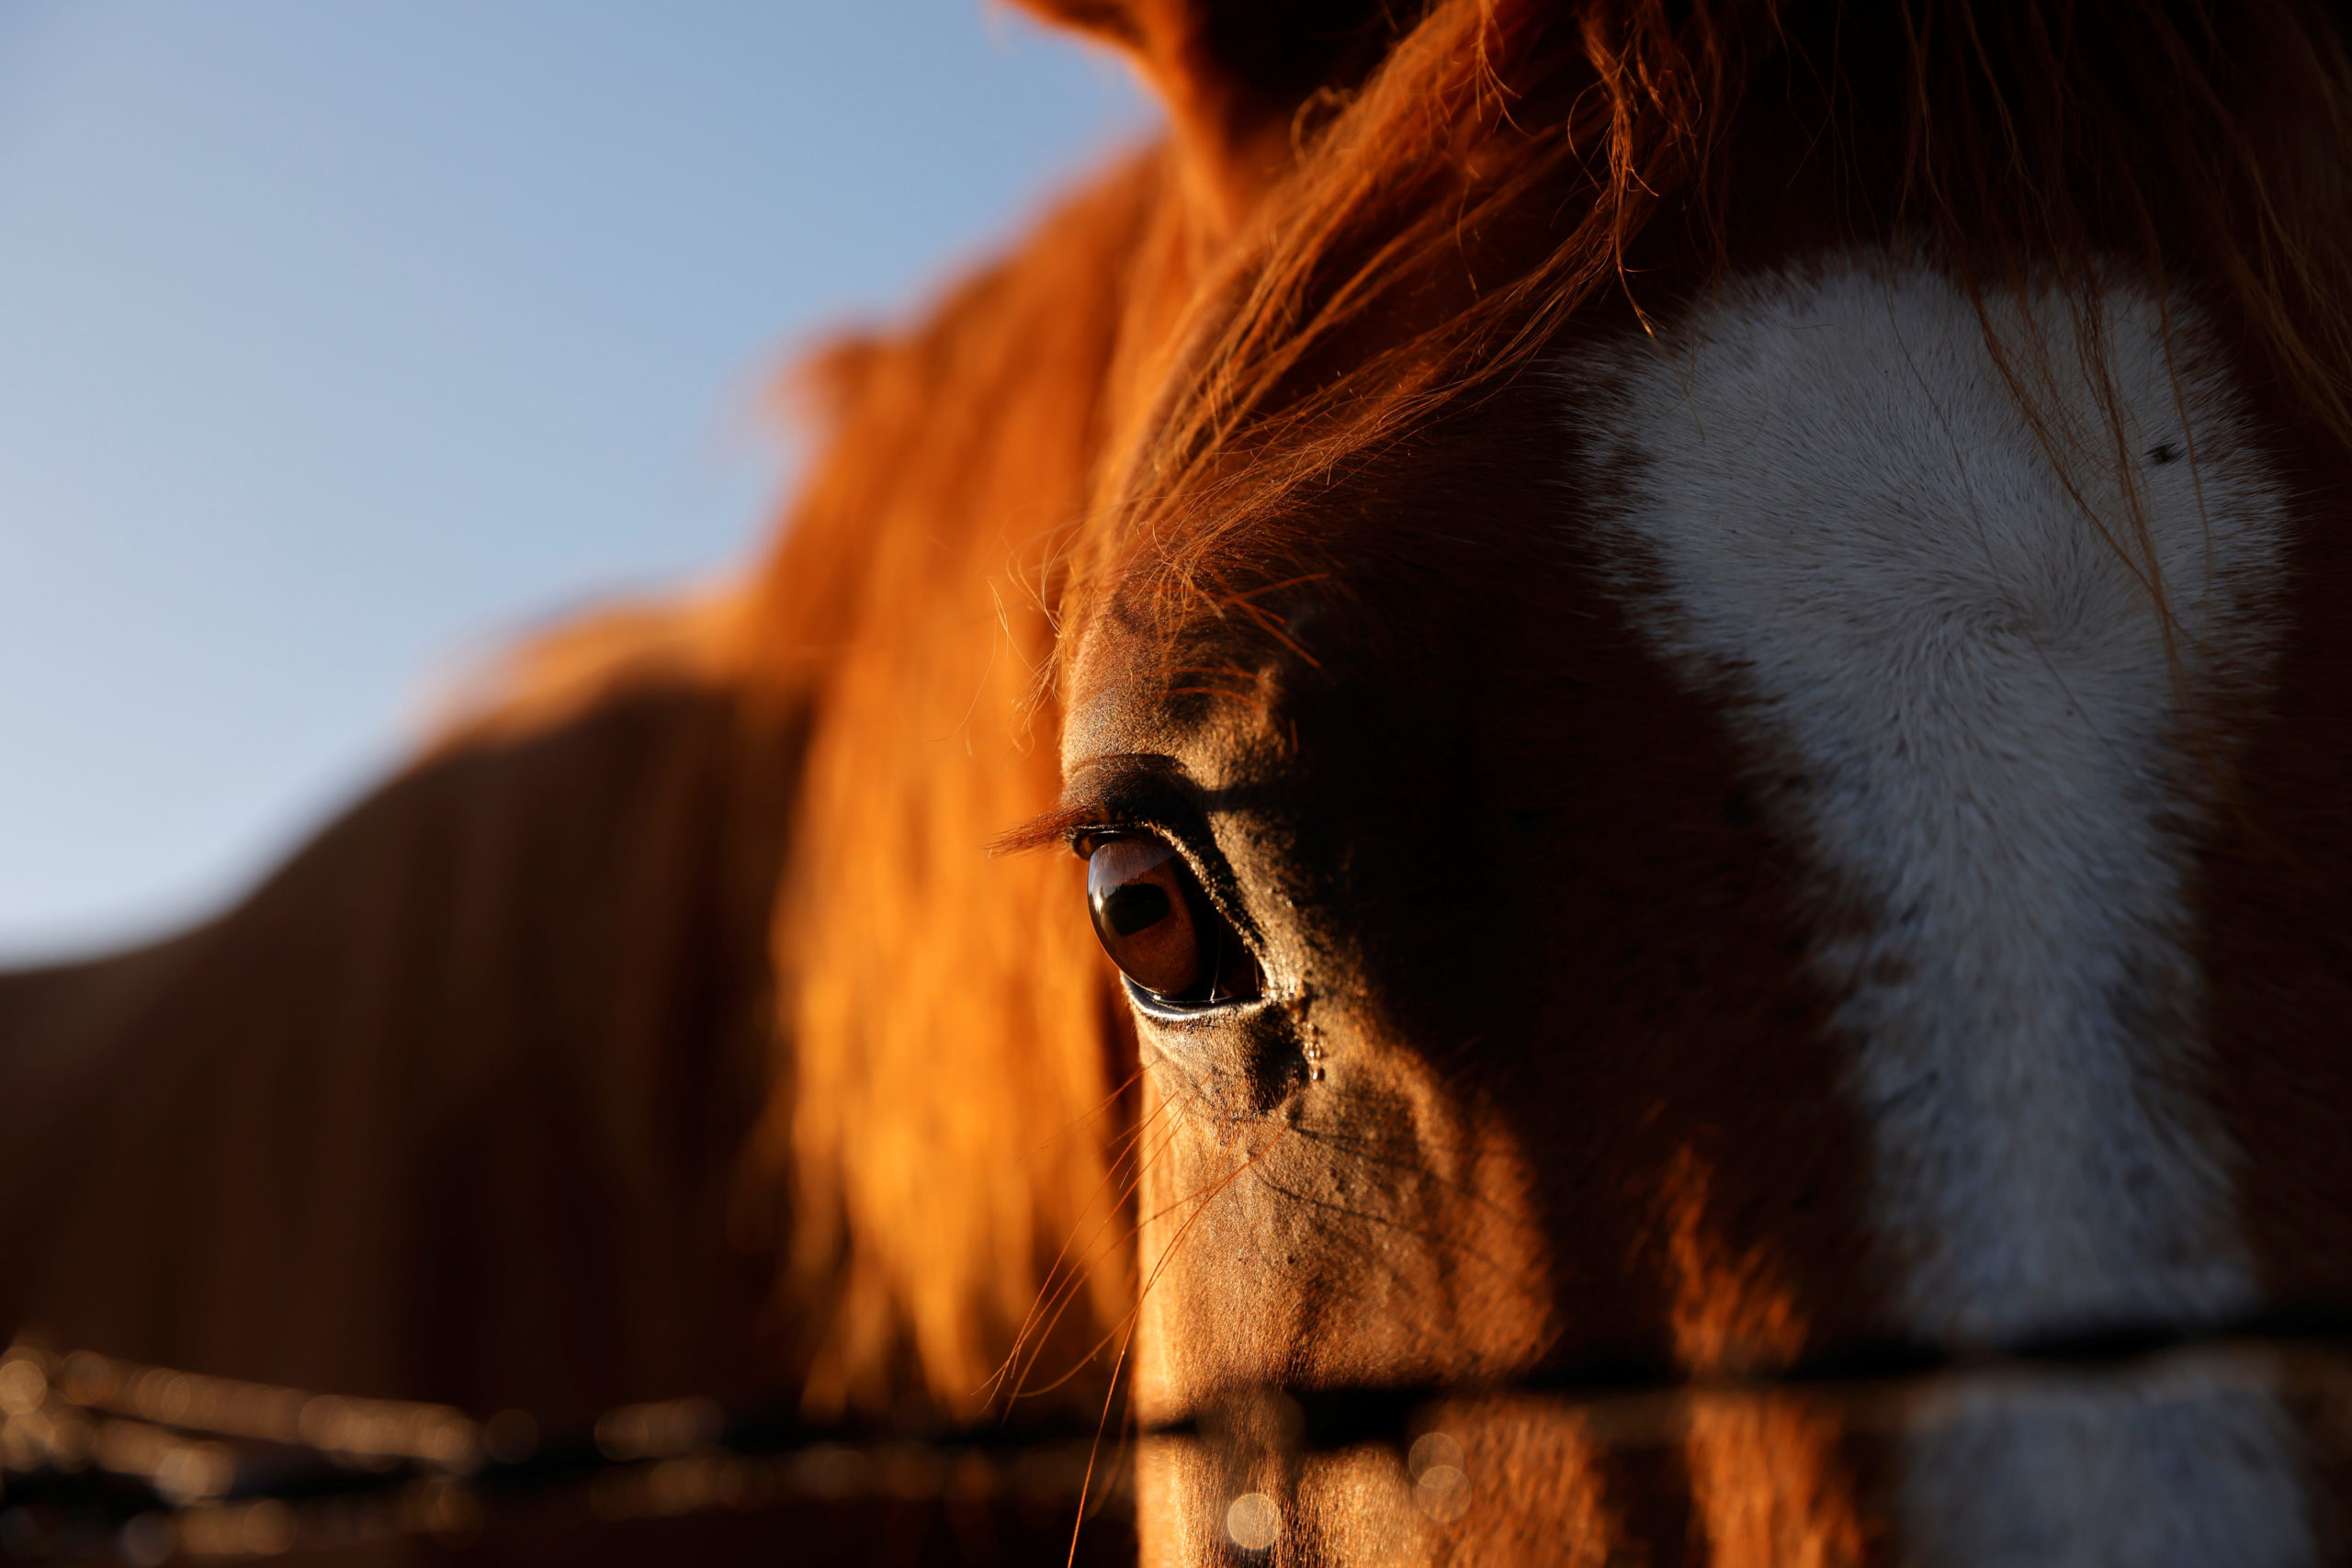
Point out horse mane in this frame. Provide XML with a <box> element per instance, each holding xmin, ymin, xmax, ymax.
<box><xmin>1068</xmin><ymin>0</ymin><xmax>2352</xmax><ymax>633</ymax></box>
<box><xmin>737</xmin><ymin>149</ymin><xmax>1195</xmax><ymax>1419</ymax></box>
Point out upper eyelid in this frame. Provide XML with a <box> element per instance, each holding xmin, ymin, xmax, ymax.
<box><xmin>1004</xmin><ymin>760</ymin><xmax>1262</xmax><ymax>954</ymax></box>
<box><xmin>1067</xmin><ymin>810</ymin><xmax>1199</xmax><ymax>861</ymax></box>
<box><xmin>1060</xmin><ymin>764</ymin><xmax>1206</xmax><ymax>844</ymax></box>
<box><xmin>989</xmin><ymin>754</ymin><xmax>1196</xmax><ymax>857</ymax></box>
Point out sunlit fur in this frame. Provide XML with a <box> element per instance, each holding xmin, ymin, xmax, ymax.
<box><xmin>6</xmin><ymin>2</ymin><xmax>2352</xmax><ymax>1564</ymax></box>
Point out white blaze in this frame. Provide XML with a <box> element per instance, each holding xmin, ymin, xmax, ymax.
<box><xmin>1582</xmin><ymin>259</ymin><xmax>2303</xmax><ymax>1565</ymax></box>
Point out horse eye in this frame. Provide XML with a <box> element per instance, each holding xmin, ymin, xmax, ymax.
<box><xmin>1082</xmin><ymin>836</ymin><xmax>1261</xmax><ymax>1006</ymax></box>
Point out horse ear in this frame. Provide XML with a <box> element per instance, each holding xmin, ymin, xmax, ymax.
<box><xmin>1014</xmin><ymin>0</ymin><xmax>1417</xmax><ymax>222</ymax></box>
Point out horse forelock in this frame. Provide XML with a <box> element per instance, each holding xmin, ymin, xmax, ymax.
<box><xmin>1061</xmin><ymin>0</ymin><xmax>2352</xmax><ymax>651</ymax></box>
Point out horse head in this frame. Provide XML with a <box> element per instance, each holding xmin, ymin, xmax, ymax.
<box><xmin>1018</xmin><ymin>2</ymin><xmax>2352</xmax><ymax>1561</ymax></box>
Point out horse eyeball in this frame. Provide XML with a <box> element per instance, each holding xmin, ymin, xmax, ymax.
<box><xmin>1085</xmin><ymin>837</ymin><xmax>1204</xmax><ymax>998</ymax></box>
<box><xmin>1102</xmin><ymin>880</ymin><xmax>1172</xmax><ymax>938</ymax></box>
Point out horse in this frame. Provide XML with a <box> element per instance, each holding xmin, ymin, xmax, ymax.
<box><xmin>7</xmin><ymin>1</ymin><xmax>2352</xmax><ymax>1564</ymax></box>
<box><xmin>1015</xmin><ymin>0</ymin><xmax>2352</xmax><ymax>1562</ymax></box>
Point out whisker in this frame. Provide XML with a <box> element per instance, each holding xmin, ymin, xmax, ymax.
<box><xmin>983</xmin><ymin>1066</ymin><xmax>1157</xmax><ymax>1404</ymax></box>
<box><xmin>1007</xmin><ymin>1110</ymin><xmax>1191</xmax><ymax>1402</ymax></box>
<box><xmin>1065</xmin><ymin>1129</ymin><xmax>1292</xmax><ymax>1568</ymax></box>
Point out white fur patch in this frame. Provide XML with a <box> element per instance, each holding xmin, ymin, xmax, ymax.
<box><xmin>1580</xmin><ymin>260</ymin><xmax>2301</xmax><ymax>1565</ymax></box>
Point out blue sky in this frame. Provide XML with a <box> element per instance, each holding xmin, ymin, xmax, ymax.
<box><xmin>0</xmin><ymin>2</ymin><xmax>1153</xmax><ymax>959</ymax></box>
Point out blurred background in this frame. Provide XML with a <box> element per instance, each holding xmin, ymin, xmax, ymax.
<box><xmin>0</xmin><ymin>0</ymin><xmax>1152</xmax><ymax>961</ymax></box>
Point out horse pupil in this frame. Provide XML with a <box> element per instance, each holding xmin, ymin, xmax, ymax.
<box><xmin>1105</xmin><ymin>883</ymin><xmax>1172</xmax><ymax>937</ymax></box>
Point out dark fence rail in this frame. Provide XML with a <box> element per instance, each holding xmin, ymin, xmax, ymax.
<box><xmin>9</xmin><ymin>1319</ymin><xmax>2352</xmax><ymax>1564</ymax></box>
<box><xmin>0</xmin><ymin>1342</ymin><xmax>1131</xmax><ymax>1566</ymax></box>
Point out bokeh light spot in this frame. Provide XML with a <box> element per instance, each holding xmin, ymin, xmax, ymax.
<box><xmin>1226</xmin><ymin>1491</ymin><xmax>1280</xmax><ymax>1551</ymax></box>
